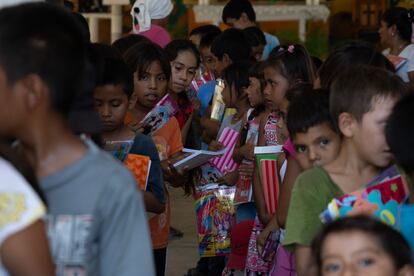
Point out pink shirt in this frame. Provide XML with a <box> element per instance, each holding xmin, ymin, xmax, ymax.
<box><xmin>134</xmin><ymin>24</ymin><xmax>171</xmax><ymax>48</ymax></box>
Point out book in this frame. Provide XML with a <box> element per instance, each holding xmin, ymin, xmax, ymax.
<box><xmin>190</xmin><ymin>67</ymin><xmax>214</xmax><ymax>93</ymax></box>
<box><xmin>320</xmin><ymin>175</ymin><xmax>408</xmax><ymax>228</ymax></box>
<box><xmin>140</xmin><ymin>94</ymin><xmax>179</xmax><ymax>136</ymax></box>
<box><xmin>210</xmin><ymin>79</ymin><xmax>226</xmax><ymax>121</ymax></box>
<box><xmin>255</xmin><ymin>146</ymin><xmax>283</xmax><ymax>214</ymax></box>
<box><xmin>172</xmin><ymin>148</ymin><xmax>226</xmax><ymax>171</ymax></box>
<box><xmin>385</xmin><ymin>54</ymin><xmax>407</xmax><ymax>70</ymax></box>
<box><xmin>233</xmin><ymin>173</ymin><xmax>253</xmax><ymax>205</ymax></box>
<box><xmin>124</xmin><ymin>154</ymin><xmax>151</xmax><ymax>190</ymax></box>
<box><xmin>210</xmin><ymin>127</ymin><xmax>239</xmax><ymax>174</ymax></box>
<box><xmin>103</xmin><ymin>139</ymin><xmax>134</xmax><ymax>162</ymax></box>
<box><xmin>260</xmin><ymin>230</ymin><xmax>281</xmax><ymax>262</ymax></box>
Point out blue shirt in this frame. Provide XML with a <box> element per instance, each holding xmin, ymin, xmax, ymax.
<box><xmin>400</xmin><ymin>203</ymin><xmax>414</xmax><ymax>257</ymax></box>
<box><xmin>262</xmin><ymin>32</ymin><xmax>280</xmax><ymax>60</ymax></box>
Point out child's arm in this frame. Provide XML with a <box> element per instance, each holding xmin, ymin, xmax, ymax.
<box><xmin>253</xmin><ymin>113</ymin><xmax>272</xmax><ymax>225</ymax></box>
<box><xmin>256</xmin><ymin>213</ymin><xmax>278</xmax><ymax>255</ymax></box>
<box><xmin>276</xmin><ymin>156</ymin><xmax>302</xmax><ymax>228</ymax></box>
<box><xmin>142</xmin><ymin>191</ymin><xmax>165</xmax><ymax>214</ymax></box>
<box><xmin>200</xmin><ymin>106</ymin><xmax>220</xmax><ymax>141</ymax></box>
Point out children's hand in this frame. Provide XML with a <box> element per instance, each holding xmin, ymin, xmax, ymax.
<box><xmin>256</xmin><ymin>228</ymin><xmax>271</xmax><ymax>255</ymax></box>
<box><xmin>128</xmin><ymin>122</ymin><xmax>147</xmax><ymax>133</ymax></box>
<box><xmin>239</xmin><ymin>143</ymin><xmax>255</xmax><ymax>161</ymax></box>
<box><xmin>161</xmin><ymin>160</ymin><xmax>189</xmax><ymax>184</ymax></box>
<box><xmin>239</xmin><ymin>163</ymin><xmax>254</xmax><ymax>178</ymax></box>
<box><xmin>208</xmin><ymin>140</ymin><xmax>224</xmax><ymax>152</ymax></box>
<box><xmin>218</xmin><ymin>171</ymin><xmax>238</xmax><ymax>186</ymax></box>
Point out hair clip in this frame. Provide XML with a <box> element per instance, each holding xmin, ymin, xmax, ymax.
<box><xmin>287</xmin><ymin>45</ymin><xmax>295</xmax><ymax>53</ymax></box>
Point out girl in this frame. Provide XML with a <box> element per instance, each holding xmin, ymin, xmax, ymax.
<box><xmin>246</xmin><ymin>44</ymin><xmax>316</xmax><ymax>275</ymax></box>
<box><xmin>311</xmin><ymin>216</ymin><xmax>414</xmax><ymax>276</ymax></box>
<box><xmin>165</xmin><ymin>39</ymin><xmax>200</xmax><ymax>145</ymax></box>
<box><xmin>379</xmin><ymin>7</ymin><xmax>414</xmax><ymax>86</ymax></box>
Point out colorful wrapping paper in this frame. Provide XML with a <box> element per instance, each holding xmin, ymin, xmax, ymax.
<box><xmin>211</xmin><ymin>127</ymin><xmax>239</xmax><ymax>174</ymax></box>
<box><xmin>320</xmin><ymin>176</ymin><xmax>408</xmax><ymax>228</ymax></box>
<box><xmin>195</xmin><ymin>185</ymin><xmax>236</xmax><ymax>257</ymax></box>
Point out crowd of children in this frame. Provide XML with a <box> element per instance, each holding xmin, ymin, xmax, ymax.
<box><xmin>1</xmin><ymin>0</ymin><xmax>414</xmax><ymax>276</ymax></box>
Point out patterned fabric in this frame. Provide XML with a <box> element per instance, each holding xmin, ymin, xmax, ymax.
<box><xmin>175</xmin><ymin>98</ymin><xmax>194</xmax><ymax>130</ymax></box>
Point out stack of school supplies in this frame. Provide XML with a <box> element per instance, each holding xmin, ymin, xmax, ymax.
<box><xmin>103</xmin><ymin>140</ymin><xmax>134</xmax><ymax>162</ymax></box>
<box><xmin>320</xmin><ymin>167</ymin><xmax>408</xmax><ymax>228</ymax></box>
<box><xmin>140</xmin><ymin>94</ymin><xmax>179</xmax><ymax>136</ymax></box>
<box><xmin>254</xmin><ymin>146</ymin><xmax>283</xmax><ymax>214</ymax></box>
<box><xmin>172</xmin><ymin>148</ymin><xmax>226</xmax><ymax>171</ymax></box>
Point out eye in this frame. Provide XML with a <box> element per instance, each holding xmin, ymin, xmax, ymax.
<box><xmin>323</xmin><ymin>263</ymin><xmax>341</xmax><ymax>273</ymax></box>
<box><xmin>157</xmin><ymin>74</ymin><xmax>167</xmax><ymax>81</ymax></box>
<box><xmin>94</xmin><ymin>100</ymin><xmax>102</xmax><ymax>107</ymax></box>
<box><xmin>319</xmin><ymin>138</ymin><xmax>329</xmax><ymax>147</ymax></box>
<box><xmin>295</xmin><ymin>145</ymin><xmax>307</xmax><ymax>153</ymax></box>
<box><xmin>139</xmin><ymin>74</ymin><xmax>149</xmax><ymax>81</ymax></box>
<box><xmin>188</xmin><ymin>69</ymin><xmax>196</xmax><ymax>76</ymax></box>
<box><xmin>358</xmin><ymin>258</ymin><xmax>375</xmax><ymax>267</ymax></box>
<box><xmin>174</xmin><ymin>65</ymin><xmax>183</xmax><ymax>71</ymax></box>
<box><xmin>111</xmin><ymin>100</ymin><xmax>121</xmax><ymax>107</ymax></box>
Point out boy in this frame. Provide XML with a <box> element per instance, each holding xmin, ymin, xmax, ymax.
<box><xmin>199</xmin><ymin>31</ymin><xmax>221</xmax><ymax>75</ymax></box>
<box><xmin>386</xmin><ymin>92</ymin><xmax>414</xmax><ymax>253</ymax></box>
<box><xmin>222</xmin><ymin>0</ymin><xmax>279</xmax><ymax>60</ymax></box>
<box><xmin>0</xmin><ymin>3</ymin><xmax>154</xmax><ymax>275</ymax></box>
<box><xmin>283</xmin><ymin>66</ymin><xmax>406</xmax><ymax>275</ymax></box>
<box><xmin>93</xmin><ymin>57</ymin><xmax>165</xmax><ymax>214</ymax></box>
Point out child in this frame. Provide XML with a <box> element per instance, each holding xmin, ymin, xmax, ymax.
<box><xmin>93</xmin><ymin>57</ymin><xmax>165</xmax><ymax>214</ymax></box>
<box><xmin>311</xmin><ymin>216</ymin><xmax>414</xmax><ymax>276</ymax></box>
<box><xmin>283</xmin><ymin>66</ymin><xmax>407</xmax><ymax>276</ymax></box>
<box><xmin>124</xmin><ymin>41</ymin><xmax>185</xmax><ymax>276</ymax></box>
<box><xmin>246</xmin><ymin>44</ymin><xmax>316</xmax><ymax>275</ymax></box>
<box><xmin>165</xmin><ymin>39</ymin><xmax>200</xmax><ymax>144</ymax></box>
<box><xmin>0</xmin><ymin>3</ymin><xmax>154</xmax><ymax>275</ymax></box>
<box><xmin>386</xmin><ymin>92</ymin><xmax>414</xmax><ymax>254</ymax></box>
<box><xmin>222</xmin><ymin>0</ymin><xmax>279</xmax><ymax>59</ymax></box>
<box><xmin>199</xmin><ymin>31</ymin><xmax>221</xmax><ymax>75</ymax></box>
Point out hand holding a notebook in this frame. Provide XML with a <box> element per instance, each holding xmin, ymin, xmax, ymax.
<box><xmin>208</xmin><ymin>140</ymin><xmax>224</xmax><ymax>152</ymax></box>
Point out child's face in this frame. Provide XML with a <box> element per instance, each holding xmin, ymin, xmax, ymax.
<box><xmin>350</xmin><ymin>97</ymin><xmax>397</xmax><ymax>168</ymax></box>
<box><xmin>200</xmin><ymin>46</ymin><xmax>216</xmax><ymax>73</ymax></box>
<box><xmin>93</xmin><ymin>84</ymin><xmax>134</xmax><ymax>132</ymax></box>
<box><xmin>263</xmin><ymin>66</ymin><xmax>289</xmax><ymax>110</ymax></box>
<box><xmin>134</xmin><ymin>61</ymin><xmax>168</xmax><ymax>111</ymax></box>
<box><xmin>320</xmin><ymin>230</ymin><xmax>398</xmax><ymax>276</ymax></box>
<box><xmin>275</xmin><ymin>98</ymin><xmax>289</xmax><ymax>144</ymax></box>
<box><xmin>169</xmin><ymin>50</ymin><xmax>197</xmax><ymax>93</ymax></box>
<box><xmin>221</xmin><ymin>80</ymin><xmax>235</xmax><ymax>108</ymax></box>
<box><xmin>246</xmin><ymin>77</ymin><xmax>264</xmax><ymax>107</ymax></box>
<box><xmin>293</xmin><ymin>122</ymin><xmax>341</xmax><ymax>170</ymax></box>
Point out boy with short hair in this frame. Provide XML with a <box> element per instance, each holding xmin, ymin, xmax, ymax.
<box><xmin>283</xmin><ymin>66</ymin><xmax>407</xmax><ymax>275</ymax></box>
<box><xmin>222</xmin><ymin>0</ymin><xmax>279</xmax><ymax>60</ymax></box>
<box><xmin>386</xmin><ymin>92</ymin><xmax>414</xmax><ymax>254</ymax></box>
<box><xmin>0</xmin><ymin>3</ymin><xmax>154</xmax><ymax>275</ymax></box>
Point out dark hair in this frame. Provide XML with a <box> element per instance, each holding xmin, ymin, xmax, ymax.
<box><xmin>382</xmin><ymin>7</ymin><xmax>414</xmax><ymax>43</ymax></box>
<box><xmin>124</xmin><ymin>42</ymin><xmax>171</xmax><ymax>80</ymax></box>
<box><xmin>266</xmin><ymin>44</ymin><xmax>316</xmax><ymax>85</ymax></box>
<box><xmin>96</xmin><ymin>58</ymin><xmax>134</xmax><ymax>97</ymax></box>
<box><xmin>222</xmin><ymin>0</ymin><xmax>256</xmax><ymax>24</ymax></box>
<box><xmin>211</xmin><ymin>28</ymin><xmax>252</xmax><ymax>62</ymax></box>
<box><xmin>199</xmin><ymin>31</ymin><xmax>222</xmax><ymax>50</ymax></box>
<box><xmin>311</xmin><ymin>56</ymin><xmax>323</xmax><ymax>70</ymax></box>
<box><xmin>223</xmin><ymin>60</ymin><xmax>253</xmax><ymax>101</ymax></box>
<box><xmin>112</xmin><ymin>34</ymin><xmax>150</xmax><ymax>56</ymax></box>
<box><xmin>72</xmin><ymin>13</ymin><xmax>90</xmax><ymax>43</ymax></box>
<box><xmin>248</xmin><ymin>61</ymin><xmax>266</xmax><ymax>93</ymax></box>
<box><xmin>287</xmin><ymin>88</ymin><xmax>334</xmax><ymax>139</ymax></box>
<box><xmin>0</xmin><ymin>3</ymin><xmax>87</xmax><ymax>116</ymax></box>
<box><xmin>319</xmin><ymin>41</ymin><xmax>395</xmax><ymax>89</ymax></box>
<box><xmin>0</xmin><ymin>142</ymin><xmax>47</xmax><ymax>205</ymax></box>
<box><xmin>330</xmin><ymin>66</ymin><xmax>406</xmax><ymax>133</ymax></box>
<box><xmin>165</xmin><ymin>39</ymin><xmax>201</xmax><ymax>68</ymax></box>
<box><xmin>386</xmin><ymin>93</ymin><xmax>414</xmax><ymax>176</ymax></box>
<box><xmin>312</xmin><ymin>216</ymin><xmax>412</xmax><ymax>275</ymax></box>
<box><xmin>189</xmin><ymin>24</ymin><xmax>221</xmax><ymax>38</ymax></box>
<box><xmin>243</xmin><ymin>26</ymin><xmax>266</xmax><ymax>47</ymax></box>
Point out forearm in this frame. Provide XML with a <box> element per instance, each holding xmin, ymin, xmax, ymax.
<box><xmin>143</xmin><ymin>191</ymin><xmax>165</xmax><ymax>214</ymax></box>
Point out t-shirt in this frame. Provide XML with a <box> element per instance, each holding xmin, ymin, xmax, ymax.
<box><xmin>0</xmin><ymin>158</ymin><xmax>46</xmax><ymax>276</ymax></box>
<box><xmin>262</xmin><ymin>32</ymin><xmax>280</xmax><ymax>60</ymax></box>
<box><xmin>383</xmin><ymin>44</ymin><xmax>414</xmax><ymax>82</ymax></box>
<box><xmin>150</xmin><ymin>117</ymin><xmax>184</xmax><ymax>249</ymax></box>
<box><xmin>128</xmin><ymin>133</ymin><xmax>165</xmax><ymax>204</ymax></box>
<box><xmin>283</xmin><ymin>167</ymin><xmax>343</xmax><ymax>250</ymax></box>
<box><xmin>40</xmin><ymin>137</ymin><xmax>154</xmax><ymax>276</ymax></box>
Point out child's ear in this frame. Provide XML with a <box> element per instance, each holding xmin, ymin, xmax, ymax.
<box><xmin>128</xmin><ymin>93</ymin><xmax>138</xmax><ymax>110</ymax></box>
<box><xmin>338</xmin><ymin>112</ymin><xmax>355</xmax><ymax>137</ymax></box>
<box><xmin>20</xmin><ymin>74</ymin><xmax>47</xmax><ymax>111</ymax></box>
<box><xmin>222</xmin><ymin>54</ymin><xmax>232</xmax><ymax>68</ymax></box>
